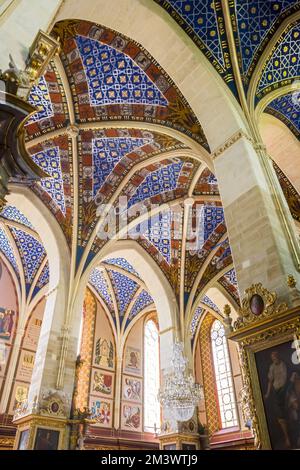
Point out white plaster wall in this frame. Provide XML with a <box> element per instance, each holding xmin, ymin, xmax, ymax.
<box><xmin>0</xmin><ymin>0</ymin><xmax>61</xmax><ymax>70</ymax></box>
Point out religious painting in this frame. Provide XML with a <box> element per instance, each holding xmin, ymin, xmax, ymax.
<box><xmin>182</xmin><ymin>443</ymin><xmax>197</xmax><ymax>450</ymax></box>
<box><xmin>0</xmin><ymin>307</ymin><xmax>15</xmax><ymax>341</ymax></box>
<box><xmin>94</xmin><ymin>338</ymin><xmax>114</xmax><ymax>370</ymax></box>
<box><xmin>121</xmin><ymin>403</ymin><xmax>142</xmax><ymax>432</ymax></box>
<box><xmin>89</xmin><ymin>397</ymin><xmax>113</xmax><ymax>428</ymax></box>
<box><xmin>255</xmin><ymin>340</ymin><xmax>300</xmax><ymax>450</ymax></box>
<box><xmin>10</xmin><ymin>383</ymin><xmax>28</xmax><ymax>414</ymax></box>
<box><xmin>124</xmin><ymin>347</ymin><xmax>141</xmax><ymax>376</ymax></box>
<box><xmin>23</xmin><ymin>313</ymin><xmax>43</xmax><ymax>350</ymax></box>
<box><xmin>18</xmin><ymin>429</ymin><xmax>30</xmax><ymax>450</ymax></box>
<box><xmin>90</xmin><ymin>368</ymin><xmax>114</xmax><ymax>398</ymax></box>
<box><xmin>16</xmin><ymin>350</ymin><xmax>35</xmax><ymax>382</ymax></box>
<box><xmin>122</xmin><ymin>375</ymin><xmax>142</xmax><ymax>403</ymax></box>
<box><xmin>163</xmin><ymin>444</ymin><xmax>176</xmax><ymax>450</ymax></box>
<box><xmin>34</xmin><ymin>428</ymin><xmax>59</xmax><ymax>450</ymax></box>
<box><xmin>0</xmin><ymin>342</ymin><xmax>10</xmax><ymax>377</ymax></box>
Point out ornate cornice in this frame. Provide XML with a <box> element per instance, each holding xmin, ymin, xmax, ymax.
<box><xmin>212</xmin><ymin>129</ymin><xmax>254</xmax><ymax>160</ymax></box>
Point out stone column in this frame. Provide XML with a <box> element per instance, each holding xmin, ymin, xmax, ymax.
<box><xmin>13</xmin><ymin>282</ymin><xmax>83</xmax><ymax>450</ymax></box>
<box><xmin>213</xmin><ymin>132</ymin><xmax>300</xmax><ymax>303</ymax></box>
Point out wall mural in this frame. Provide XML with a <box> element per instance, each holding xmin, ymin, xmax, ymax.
<box><xmin>121</xmin><ymin>403</ymin><xmax>142</xmax><ymax>432</ymax></box>
<box><xmin>122</xmin><ymin>376</ymin><xmax>142</xmax><ymax>403</ymax></box>
<box><xmin>256</xmin><ymin>340</ymin><xmax>300</xmax><ymax>450</ymax></box>
<box><xmin>0</xmin><ymin>307</ymin><xmax>15</xmax><ymax>341</ymax></box>
<box><xmin>94</xmin><ymin>338</ymin><xmax>114</xmax><ymax>369</ymax></box>
<box><xmin>89</xmin><ymin>397</ymin><xmax>113</xmax><ymax>428</ymax></box>
<box><xmin>124</xmin><ymin>347</ymin><xmax>141</xmax><ymax>376</ymax></box>
<box><xmin>90</xmin><ymin>369</ymin><xmax>114</xmax><ymax>398</ymax></box>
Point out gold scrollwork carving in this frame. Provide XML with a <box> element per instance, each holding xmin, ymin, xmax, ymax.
<box><xmin>234</xmin><ymin>283</ymin><xmax>288</xmax><ymax>330</ymax></box>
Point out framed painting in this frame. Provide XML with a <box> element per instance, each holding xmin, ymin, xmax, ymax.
<box><xmin>121</xmin><ymin>402</ymin><xmax>142</xmax><ymax>432</ymax></box>
<box><xmin>254</xmin><ymin>338</ymin><xmax>300</xmax><ymax>450</ymax></box>
<box><xmin>18</xmin><ymin>429</ymin><xmax>30</xmax><ymax>450</ymax></box>
<box><xmin>94</xmin><ymin>337</ymin><xmax>114</xmax><ymax>370</ymax></box>
<box><xmin>124</xmin><ymin>346</ymin><xmax>141</xmax><ymax>376</ymax></box>
<box><xmin>90</xmin><ymin>368</ymin><xmax>114</xmax><ymax>398</ymax></box>
<box><xmin>122</xmin><ymin>375</ymin><xmax>142</xmax><ymax>403</ymax></box>
<box><xmin>0</xmin><ymin>308</ymin><xmax>15</xmax><ymax>342</ymax></box>
<box><xmin>34</xmin><ymin>428</ymin><xmax>60</xmax><ymax>450</ymax></box>
<box><xmin>89</xmin><ymin>397</ymin><xmax>113</xmax><ymax>428</ymax></box>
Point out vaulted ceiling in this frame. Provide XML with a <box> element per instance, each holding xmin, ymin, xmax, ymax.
<box><xmin>1</xmin><ymin>2</ymin><xmax>300</xmax><ymax>339</ymax></box>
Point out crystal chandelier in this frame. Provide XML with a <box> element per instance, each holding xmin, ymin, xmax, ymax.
<box><xmin>158</xmin><ymin>341</ymin><xmax>203</xmax><ymax>422</ymax></box>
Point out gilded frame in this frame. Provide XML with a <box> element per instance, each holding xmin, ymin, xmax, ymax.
<box><xmin>236</xmin><ymin>314</ymin><xmax>300</xmax><ymax>449</ymax></box>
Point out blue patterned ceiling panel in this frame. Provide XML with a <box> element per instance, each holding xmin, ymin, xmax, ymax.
<box><xmin>190</xmin><ymin>306</ymin><xmax>205</xmax><ymax>339</ymax></box>
<box><xmin>0</xmin><ymin>206</ymin><xmax>34</xmax><ymax>229</ymax></box>
<box><xmin>108</xmin><ymin>269</ymin><xmax>139</xmax><ymax>316</ymax></box>
<box><xmin>129</xmin><ymin>290</ymin><xmax>154</xmax><ymax>319</ymax></box>
<box><xmin>128</xmin><ymin>162</ymin><xmax>183</xmax><ymax>208</ymax></box>
<box><xmin>89</xmin><ymin>268</ymin><xmax>114</xmax><ymax>312</ymax></box>
<box><xmin>166</xmin><ymin>0</ymin><xmax>224</xmax><ymax>66</ymax></box>
<box><xmin>258</xmin><ymin>24</ymin><xmax>300</xmax><ymax>94</ymax></box>
<box><xmin>11</xmin><ymin>228</ymin><xmax>45</xmax><ymax>285</ymax></box>
<box><xmin>92</xmin><ymin>137</ymin><xmax>151</xmax><ymax>196</ymax></box>
<box><xmin>188</xmin><ymin>205</ymin><xmax>224</xmax><ymax>250</ymax></box>
<box><xmin>76</xmin><ymin>35</ymin><xmax>168</xmax><ymax>107</ymax></box>
<box><xmin>103</xmin><ymin>257</ymin><xmax>140</xmax><ymax>278</ymax></box>
<box><xmin>36</xmin><ymin>262</ymin><xmax>49</xmax><ymax>290</ymax></box>
<box><xmin>266</xmin><ymin>92</ymin><xmax>300</xmax><ymax>136</ymax></box>
<box><xmin>0</xmin><ymin>227</ymin><xmax>19</xmax><ymax>274</ymax></box>
<box><xmin>201</xmin><ymin>294</ymin><xmax>221</xmax><ymax>314</ymax></box>
<box><xmin>142</xmin><ymin>211</ymin><xmax>172</xmax><ymax>264</ymax></box>
<box><xmin>203</xmin><ymin>206</ymin><xmax>224</xmax><ymax>240</ymax></box>
<box><xmin>224</xmin><ymin>268</ymin><xmax>238</xmax><ymax>286</ymax></box>
<box><xmin>236</xmin><ymin>1</ymin><xmax>299</xmax><ymax>73</ymax></box>
<box><xmin>27</xmin><ymin>76</ymin><xmax>54</xmax><ymax>123</ymax></box>
<box><xmin>31</xmin><ymin>146</ymin><xmax>66</xmax><ymax>214</ymax></box>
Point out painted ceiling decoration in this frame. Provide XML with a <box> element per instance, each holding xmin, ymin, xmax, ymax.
<box><xmin>201</xmin><ymin>294</ymin><xmax>221</xmax><ymax>314</ymax></box>
<box><xmin>273</xmin><ymin>161</ymin><xmax>300</xmax><ymax>222</ymax></box>
<box><xmin>234</xmin><ymin>0</ymin><xmax>300</xmax><ymax>77</ymax></box>
<box><xmin>28</xmin><ymin>136</ymin><xmax>73</xmax><ymax>246</ymax></box>
<box><xmin>35</xmin><ymin>262</ymin><xmax>50</xmax><ymax>291</ymax></box>
<box><xmin>128</xmin><ymin>289</ymin><xmax>154</xmax><ymax>321</ymax></box>
<box><xmin>266</xmin><ymin>92</ymin><xmax>300</xmax><ymax>139</ymax></box>
<box><xmin>184</xmin><ymin>204</ymin><xmax>226</xmax><ymax>294</ymax></box>
<box><xmin>142</xmin><ymin>211</ymin><xmax>172</xmax><ymax>265</ymax></box>
<box><xmin>0</xmin><ymin>205</ymin><xmax>34</xmax><ymax>230</ymax></box>
<box><xmin>31</xmin><ymin>146</ymin><xmax>66</xmax><ymax>215</ymax></box>
<box><xmin>51</xmin><ymin>19</ymin><xmax>208</xmax><ymax>148</ymax></box>
<box><xmin>25</xmin><ymin>63</ymin><xmax>68</xmax><ymax>141</ymax></box>
<box><xmin>155</xmin><ymin>0</ymin><xmax>300</xmax><ymax>130</ymax></box>
<box><xmin>76</xmin><ymin>35</ymin><xmax>169</xmax><ymax>107</ymax></box>
<box><xmin>92</xmin><ymin>136</ymin><xmax>152</xmax><ymax>197</ymax></box>
<box><xmin>218</xmin><ymin>267</ymin><xmax>240</xmax><ymax>306</ymax></box>
<box><xmin>256</xmin><ymin>22</ymin><xmax>300</xmax><ymax>100</ymax></box>
<box><xmin>27</xmin><ymin>75</ymin><xmax>54</xmax><ymax>124</ymax></box>
<box><xmin>79</xmin><ymin>128</ymin><xmax>186</xmax><ymax>247</ymax></box>
<box><xmin>127</xmin><ymin>161</ymin><xmax>184</xmax><ymax>208</ymax></box>
<box><xmin>0</xmin><ymin>226</ymin><xmax>19</xmax><ymax>275</ymax></box>
<box><xmin>154</xmin><ymin>0</ymin><xmax>237</xmax><ymax>95</ymax></box>
<box><xmin>4</xmin><ymin>9</ymin><xmax>298</xmax><ymax>341</ymax></box>
<box><xmin>190</xmin><ymin>306</ymin><xmax>205</xmax><ymax>342</ymax></box>
<box><xmin>0</xmin><ymin>213</ymin><xmax>50</xmax><ymax>301</ymax></box>
<box><xmin>89</xmin><ymin>267</ymin><xmax>114</xmax><ymax>313</ymax></box>
<box><xmin>193</xmin><ymin>168</ymin><xmax>219</xmax><ymax>195</ymax></box>
<box><xmin>10</xmin><ymin>228</ymin><xmax>46</xmax><ymax>290</ymax></box>
<box><xmin>103</xmin><ymin>258</ymin><xmax>140</xmax><ymax>278</ymax></box>
<box><xmin>107</xmin><ymin>269</ymin><xmax>139</xmax><ymax>317</ymax></box>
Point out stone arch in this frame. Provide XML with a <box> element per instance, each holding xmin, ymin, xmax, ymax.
<box><xmin>73</xmin><ymin>239</ymin><xmax>179</xmax><ymax>372</ymax></box>
<box><xmin>54</xmin><ymin>0</ymin><xmax>248</xmax><ymax>150</ymax></box>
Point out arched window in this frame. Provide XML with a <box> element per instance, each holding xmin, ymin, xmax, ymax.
<box><xmin>211</xmin><ymin>319</ymin><xmax>238</xmax><ymax>429</ymax></box>
<box><xmin>144</xmin><ymin>319</ymin><xmax>160</xmax><ymax>432</ymax></box>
